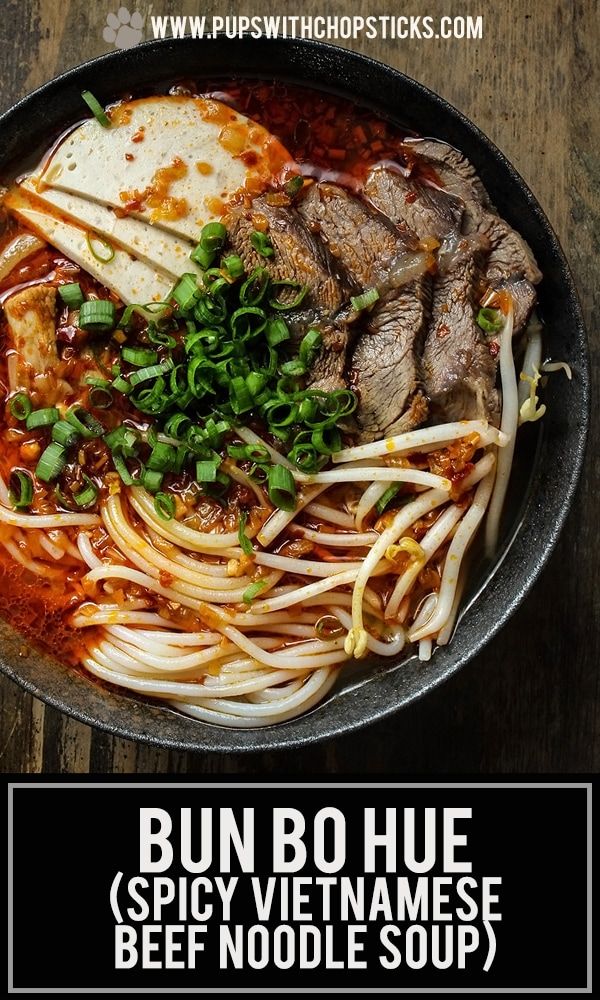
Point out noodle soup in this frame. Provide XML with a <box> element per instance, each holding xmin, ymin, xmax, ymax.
<box><xmin>0</xmin><ymin>81</ymin><xmax>546</xmax><ymax>728</ymax></box>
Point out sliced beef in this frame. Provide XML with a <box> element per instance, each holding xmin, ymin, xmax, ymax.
<box><xmin>423</xmin><ymin>235</ymin><xmax>499</xmax><ymax>424</ymax></box>
<box><xmin>400</xmin><ymin>138</ymin><xmax>541</xmax><ymax>333</ymax></box>
<box><xmin>481</xmin><ymin>216</ymin><xmax>541</xmax><ymax>334</ymax></box>
<box><xmin>351</xmin><ymin>289</ymin><xmax>430</xmax><ymax>439</ymax></box>
<box><xmin>403</xmin><ymin>138</ymin><xmax>493</xmax><ymax>228</ymax></box>
<box><xmin>298</xmin><ymin>181</ymin><xmax>431</xmax><ymax>439</ymax></box>
<box><xmin>224</xmin><ymin>196</ymin><xmax>351</xmax><ymax>391</ymax></box>
<box><xmin>364</xmin><ymin>165</ymin><xmax>463</xmax><ymax>241</ymax></box>
<box><xmin>298</xmin><ymin>179</ymin><xmax>418</xmax><ymax>282</ymax></box>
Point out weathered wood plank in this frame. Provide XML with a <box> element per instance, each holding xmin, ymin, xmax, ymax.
<box><xmin>0</xmin><ymin>0</ymin><xmax>597</xmax><ymax>773</ymax></box>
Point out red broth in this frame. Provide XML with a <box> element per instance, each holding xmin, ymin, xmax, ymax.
<box><xmin>0</xmin><ymin>79</ymin><xmax>422</xmax><ymax>663</ymax></box>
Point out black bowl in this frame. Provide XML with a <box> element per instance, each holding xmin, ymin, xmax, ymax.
<box><xmin>0</xmin><ymin>38</ymin><xmax>589</xmax><ymax>752</ymax></box>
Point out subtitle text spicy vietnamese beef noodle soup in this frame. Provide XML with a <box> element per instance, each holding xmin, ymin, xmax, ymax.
<box><xmin>0</xmin><ymin>80</ymin><xmax>566</xmax><ymax>729</ymax></box>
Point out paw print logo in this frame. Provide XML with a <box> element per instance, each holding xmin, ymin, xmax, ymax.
<box><xmin>103</xmin><ymin>7</ymin><xmax>144</xmax><ymax>49</ymax></box>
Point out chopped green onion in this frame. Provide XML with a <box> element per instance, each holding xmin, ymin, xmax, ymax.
<box><xmin>242</xmin><ymin>579</ymin><xmax>268</xmax><ymax>603</ymax></box>
<box><xmin>148</xmin><ymin>327</ymin><xmax>177</xmax><ymax>348</ymax></box>
<box><xmin>263</xmin><ymin>399</ymin><xmax>298</xmax><ymax>428</ymax></box>
<box><xmin>154</xmin><ymin>492</ymin><xmax>175</xmax><ymax>520</ymax></box>
<box><xmin>351</xmin><ymin>287</ymin><xmax>379</xmax><ymax>312</ymax></box>
<box><xmin>73</xmin><ymin>474</ymin><xmax>98</xmax><ymax>508</ymax></box>
<box><xmin>120</xmin><ymin>302</ymin><xmax>171</xmax><ymax>327</ymax></box>
<box><xmin>223</xmin><ymin>255</ymin><xmax>244</xmax><ymax>279</ymax></box>
<box><xmin>312</xmin><ymin>425</ymin><xmax>342</xmax><ymax>455</ymax></box>
<box><xmin>105</xmin><ymin>426</ymin><xmax>137</xmax><ymax>455</ymax></box>
<box><xmin>35</xmin><ymin>442</ymin><xmax>67</xmax><ymax>482</ymax></box>
<box><xmin>9</xmin><ymin>470</ymin><xmax>34</xmax><ymax>509</ymax></box>
<box><xmin>144</xmin><ymin>301</ymin><xmax>172</xmax><ymax>316</ymax></box>
<box><xmin>194</xmin><ymin>293</ymin><xmax>227</xmax><ymax>326</ymax></box>
<box><xmin>229</xmin><ymin>376</ymin><xmax>254</xmax><ymax>415</ymax></box>
<box><xmin>202</xmin><ymin>267</ymin><xmax>226</xmax><ymax>289</ymax></box>
<box><xmin>266</xmin><ymin>317</ymin><xmax>290</xmax><ymax>347</ymax></box>
<box><xmin>112</xmin><ymin>452</ymin><xmax>135</xmax><ymax>485</ymax></box>
<box><xmin>119</xmin><ymin>305</ymin><xmax>136</xmax><ymax>327</ymax></box>
<box><xmin>79</xmin><ymin>299</ymin><xmax>116</xmax><ymax>331</ymax></box>
<box><xmin>203</xmin><ymin>417</ymin><xmax>229</xmax><ymax>448</ymax></box>
<box><xmin>147</xmin><ymin>442</ymin><xmax>176</xmax><ymax>472</ymax></box>
<box><xmin>190</xmin><ymin>244</ymin><xmax>215</xmax><ymax>269</ymax></box>
<box><xmin>477</xmin><ymin>307</ymin><xmax>503</xmax><ymax>333</ymax></box>
<box><xmin>200</xmin><ymin>221</ymin><xmax>227</xmax><ymax>252</ymax></box>
<box><xmin>51</xmin><ymin>420</ymin><xmax>79</xmax><ymax>448</ymax></box>
<box><xmin>202</xmin><ymin>468</ymin><xmax>230</xmax><ymax>499</ymax></box>
<box><xmin>227</xmin><ymin>443</ymin><xmax>270</xmax><ymax>463</ymax></box>
<box><xmin>88</xmin><ymin>385</ymin><xmax>113</xmax><ymax>409</ymax></box>
<box><xmin>172</xmin><ymin>444</ymin><xmax>190</xmax><ymax>473</ymax></box>
<box><xmin>230</xmin><ymin>306</ymin><xmax>267</xmax><ymax>341</ymax></box>
<box><xmin>195</xmin><ymin>458</ymin><xmax>220</xmax><ymax>482</ymax></box>
<box><xmin>267</xmin><ymin>464</ymin><xmax>296</xmax><ymax>511</ymax></box>
<box><xmin>299</xmin><ymin>328</ymin><xmax>322</xmax><ymax>367</ymax></box>
<box><xmin>250</xmin><ymin>231</ymin><xmax>274</xmax><ymax>257</ymax></box>
<box><xmin>329</xmin><ymin>389</ymin><xmax>358</xmax><ymax>419</ymax></box>
<box><xmin>375</xmin><ymin>484</ymin><xmax>401</xmax><ymax>515</ymax></box>
<box><xmin>111</xmin><ymin>375</ymin><xmax>131</xmax><ymax>395</ymax></box>
<box><xmin>85</xmin><ymin>376</ymin><xmax>111</xmax><ymax>388</ymax></box>
<box><xmin>186</xmin><ymin>424</ymin><xmax>209</xmax><ymax>454</ymax></box>
<box><xmin>163</xmin><ymin>412</ymin><xmax>191</xmax><ymax>439</ymax></box>
<box><xmin>9</xmin><ymin>393</ymin><xmax>32</xmax><ymax>421</ymax></box>
<box><xmin>297</xmin><ymin>397</ymin><xmax>319</xmax><ymax>424</ymax></box>
<box><xmin>239</xmin><ymin>268</ymin><xmax>270</xmax><ymax>306</ymax></box>
<box><xmin>121</xmin><ymin>346</ymin><xmax>158</xmax><ymax>367</ymax></box>
<box><xmin>246</xmin><ymin>372</ymin><xmax>269</xmax><ymax>399</ymax></box>
<box><xmin>85</xmin><ymin>376</ymin><xmax>114</xmax><ymax>408</ymax></box>
<box><xmin>171</xmin><ymin>274</ymin><xmax>200</xmax><ymax>311</ymax></box>
<box><xmin>141</xmin><ymin>468</ymin><xmax>163</xmax><ymax>493</ymax></box>
<box><xmin>25</xmin><ymin>407</ymin><xmax>59</xmax><ymax>431</ymax></box>
<box><xmin>187</xmin><ymin>356</ymin><xmax>215</xmax><ymax>398</ymax></box>
<box><xmin>284</xmin><ymin>175</ymin><xmax>304</xmax><ymax>198</ymax></box>
<box><xmin>280</xmin><ymin>360</ymin><xmax>306</xmax><ymax>377</ymax></box>
<box><xmin>58</xmin><ymin>282</ymin><xmax>84</xmax><ymax>308</ymax></box>
<box><xmin>128</xmin><ymin>359</ymin><xmax>173</xmax><ymax>388</ymax></box>
<box><xmin>269</xmin><ymin>280</ymin><xmax>308</xmax><ymax>311</ymax></box>
<box><xmin>130</xmin><ymin>379</ymin><xmax>169</xmax><ymax>415</ymax></box>
<box><xmin>287</xmin><ymin>440</ymin><xmax>320</xmax><ymax>474</ymax></box>
<box><xmin>66</xmin><ymin>406</ymin><xmax>104</xmax><ymax>439</ymax></box>
<box><xmin>81</xmin><ymin>90</ymin><xmax>111</xmax><ymax>128</ymax></box>
<box><xmin>238</xmin><ymin>510</ymin><xmax>253</xmax><ymax>556</ymax></box>
<box><xmin>85</xmin><ymin>232</ymin><xmax>115</xmax><ymax>264</ymax></box>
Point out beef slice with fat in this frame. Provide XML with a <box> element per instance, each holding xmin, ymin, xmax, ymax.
<box><xmin>298</xmin><ymin>181</ymin><xmax>430</xmax><ymax>439</ymax></box>
<box><xmin>225</xmin><ymin>196</ymin><xmax>351</xmax><ymax>391</ymax></box>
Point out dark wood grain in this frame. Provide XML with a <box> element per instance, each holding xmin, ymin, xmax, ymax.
<box><xmin>1</xmin><ymin>0</ymin><xmax>598</xmax><ymax>774</ymax></box>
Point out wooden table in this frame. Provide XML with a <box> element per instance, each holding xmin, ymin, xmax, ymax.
<box><xmin>0</xmin><ymin>0</ymin><xmax>597</xmax><ymax>774</ymax></box>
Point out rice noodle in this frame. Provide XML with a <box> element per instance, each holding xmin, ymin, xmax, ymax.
<box><xmin>0</xmin><ymin>342</ymin><xmax>525</xmax><ymax>727</ymax></box>
<box><xmin>0</xmin><ymin>91</ymin><xmax>545</xmax><ymax>734</ymax></box>
<box><xmin>37</xmin><ymin>534</ymin><xmax>65</xmax><ymax>561</ymax></box>
<box><xmin>0</xmin><ymin>495</ymin><xmax>100</xmax><ymax>531</ymax></box>
<box><xmin>257</xmin><ymin>484</ymin><xmax>326</xmax><ymax>546</ymax></box>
